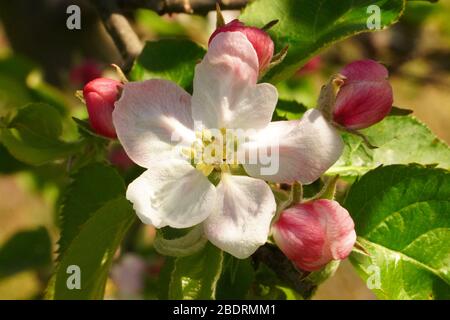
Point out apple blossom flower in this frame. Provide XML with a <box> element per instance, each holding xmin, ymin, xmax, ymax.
<box><xmin>332</xmin><ymin>60</ymin><xmax>393</xmax><ymax>130</ymax></box>
<box><xmin>83</xmin><ymin>78</ymin><xmax>122</xmax><ymax>138</ymax></box>
<box><xmin>272</xmin><ymin>199</ymin><xmax>356</xmax><ymax>271</ymax></box>
<box><xmin>209</xmin><ymin>19</ymin><xmax>274</xmax><ymax>72</ymax></box>
<box><xmin>113</xmin><ymin>32</ymin><xmax>343</xmax><ymax>259</ymax></box>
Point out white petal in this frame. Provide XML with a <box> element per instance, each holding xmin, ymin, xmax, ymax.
<box><xmin>126</xmin><ymin>159</ymin><xmax>216</xmax><ymax>228</ymax></box>
<box><xmin>192</xmin><ymin>32</ymin><xmax>277</xmax><ymax>130</ymax></box>
<box><xmin>204</xmin><ymin>174</ymin><xmax>276</xmax><ymax>259</ymax></box>
<box><xmin>243</xmin><ymin>109</ymin><xmax>344</xmax><ymax>184</ymax></box>
<box><xmin>113</xmin><ymin>79</ymin><xmax>195</xmax><ymax>168</ymax></box>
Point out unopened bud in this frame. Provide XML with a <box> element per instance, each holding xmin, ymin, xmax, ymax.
<box><xmin>209</xmin><ymin>19</ymin><xmax>274</xmax><ymax>72</ymax></box>
<box><xmin>272</xmin><ymin>199</ymin><xmax>356</xmax><ymax>271</ymax></box>
<box><xmin>332</xmin><ymin>60</ymin><xmax>393</xmax><ymax>130</ymax></box>
<box><xmin>83</xmin><ymin>78</ymin><xmax>122</xmax><ymax>138</ymax></box>
<box><xmin>70</xmin><ymin>59</ymin><xmax>102</xmax><ymax>86</ymax></box>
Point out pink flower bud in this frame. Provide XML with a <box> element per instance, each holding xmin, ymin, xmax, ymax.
<box><xmin>83</xmin><ymin>78</ymin><xmax>122</xmax><ymax>138</ymax></box>
<box><xmin>272</xmin><ymin>199</ymin><xmax>356</xmax><ymax>271</ymax></box>
<box><xmin>70</xmin><ymin>59</ymin><xmax>102</xmax><ymax>86</ymax></box>
<box><xmin>296</xmin><ymin>56</ymin><xmax>322</xmax><ymax>77</ymax></box>
<box><xmin>332</xmin><ymin>60</ymin><xmax>393</xmax><ymax>130</ymax></box>
<box><xmin>108</xmin><ymin>146</ymin><xmax>134</xmax><ymax>171</ymax></box>
<box><xmin>209</xmin><ymin>19</ymin><xmax>274</xmax><ymax>72</ymax></box>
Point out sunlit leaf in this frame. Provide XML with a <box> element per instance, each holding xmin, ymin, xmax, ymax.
<box><xmin>48</xmin><ymin>197</ymin><xmax>135</xmax><ymax>300</ymax></box>
<box><xmin>1</xmin><ymin>103</ymin><xmax>82</xmax><ymax>165</ymax></box>
<box><xmin>329</xmin><ymin>115</ymin><xmax>450</xmax><ymax>176</ymax></box>
<box><xmin>130</xmin><ymin>39</ymin><xmax>205</xmax><ymax>90</ymax></box>
<box><xmin>168</xmin><ymin>242</ymin><xmax>223</xmax><ymax>299</ymax></box>
<box><xmin>57</xmin><ymin>163</ymin><xmax>125</xmax><ymax>258</ymax></box>
<box><xmin>240</xmin><ymin>0</ymin><xmax>405</xmax><ymax>82</ymax></box>
<box><xmin>347</xmin><ymin>165</ymin><xmax>450</xmax><ymax>299</ymax></box>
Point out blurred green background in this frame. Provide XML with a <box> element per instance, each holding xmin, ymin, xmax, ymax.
<box><xmin>0</xmin><ymin>0</ymin><xmax>449</xmax><ymax>299</ymax></box>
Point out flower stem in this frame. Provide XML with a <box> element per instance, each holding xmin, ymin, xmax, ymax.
<box><xmin>292</xmin><ymin>181</ymin><xmax>303</xmax><ymax>204</ymax></box>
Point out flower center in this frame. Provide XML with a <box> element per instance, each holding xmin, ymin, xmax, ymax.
<box><xmin>183</xmin><ymin>128</ymin><xmax>242</xmax><ymax>176</ymax></box>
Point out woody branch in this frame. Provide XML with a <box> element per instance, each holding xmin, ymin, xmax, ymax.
<box><xmin>93</xmin><ymin>0</ymin><xmax>249</xmax><ymax>71</ymax></box>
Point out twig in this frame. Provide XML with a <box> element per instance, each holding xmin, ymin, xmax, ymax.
<box><xmin>93</xmin><ymin>0</ymin><xmax>249</xmax><ymax>72</ymax></box>
<box><xmin>93</xmin><ymin>0</ymin><xmax>144</xmax><ymax>72</ymax></box>
<box><xmin>118</xmin><ymin>0</ymin><xmax>249</xmax><ymax>15</ymax></box>
<box><xmin>253</xmin><ymin>244</ymin><xmax>317</xmax><ymax>299</ymax></box>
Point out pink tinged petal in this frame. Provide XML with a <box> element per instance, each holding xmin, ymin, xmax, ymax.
<box><xmin>209</xmin><ymin>19</ymin><xmax>275</xmax><ymax>72</ymax></box>
<box><xmin>242</xmin><ymin>109</ymin><xmax>344</xmax><ymax>184</ymax></box>
<box><xmin>126</xmin><ymin>159</ymin><xmax>217</xmax><ymax>229</ymax></box>
<box><xmin>112</xmin><ymin>79</ymin><xmax>196</xmax><ymax>168</ymax></box>
<box><xmin>204</xmin><ymin>174</ymin><xmax>276</xmax><ymax>259</ymax></box>
<box><xmin>272</xmin><ymin>199</ymin><xmax>356</xmax><ymax>271</ymax></box>
<box><xmin>192</xmin><ymin>32</ymin><xmax>277</xmax><ymax>130</ymax></box>
<box><xmin>333</xmin><ymin>60</ymin><xmax>393</xmax><ymax>130</ymax></box>
<box><xmin>340</xmin><ymin>59</ymin><xmax>388</xmax><ymax>81</ymax></box>
<box><xmin>83</xmin><ymin>78</ymin><xmax>122</xmax><ymax>138</ymax></box>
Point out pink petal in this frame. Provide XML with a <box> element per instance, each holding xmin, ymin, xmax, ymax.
<box><xmin>83</xmin><ymin>78</ymin><xmax>122</xmax><ymax>138</ymax></box>
<box><xmin>333</xmin><ymin>80</ymin><xmax>393</xmax><ymax>130</ymax></box>
<box><xmin>333</xmin><ymin>60</ymin><xmax>393</xmax><ymax>130</ymax></box>
<box><xmin>127</xmin><ymin>159</ymin><xmax>216</xmax><ymax>228</ymax></box>
<box><xmin>113</xmin><ymin>79</ymin><xmax>195</xmax><ymax>168</ymax></box>
<box><xmin>242</xmin><ymin>109</ymin><xmax>343</xmax><ymax>184</ymax></box>
<box><xmin>272</xmin><ymin>199</ymin><xmax>356</xmax><ymax>271</ymax></box>
<box><xmin>192</xmin><ymin>32</ymin><xmax>277</xmax><ymax>131</ymax></box>
<box><xmin>204</xmin><ymin>174</ymin><xmax>276</xmax><ymax>259</ymax></box>
<box><xmin>340</xmin><ymin>59</ymin><xmax>388</xmax><ymax>81</ymax></box>
<box><xmin>209</xmin><ymin>19</ymin><xmax>274</xmax><ymax>71</ymax></box>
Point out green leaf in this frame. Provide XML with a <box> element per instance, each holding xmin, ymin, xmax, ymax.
<box><xmin>0</xmin><ymin>144</ymin><xmax>26</xmax><ymax>174</ymax></box>
<box><xmin>0</xmin><ymin>227</ymin><xmax>51</xmax><ymax>279</ymax></box>
<box><xmin>0</xmin><ymin>55</ymin><xmax>34</xmax><ymax>116</ymax></box>
<box><xmin>1</xmin><ymin>103</ymin><xmax>82</xmax><ymax>165</ymax></box>
<box><xmin>26</xmin><ymin>70</ymin><xmax>68</xmax><ymax>115</ymax></box>
<box><xmin>216</xmin><ymin>255</ymin><xmax>255</xmax><ymax>299</ymax></box>
<box><xmin>0</xmin><ymin>55</ymin><xmax>35</xmax><ymax>82</ymax></box>
<box><xmin>135</xmin><ymin>9</ymin><xmax>187</xmax><ymax>37</ymax></box>
<box><xmin>58</xmin><ymin>163</ymin><xmax>125</xmax><ymax>257</ymax></box>
<box><xmin>130</xmin><ymin>39</ymin><xmax>205</xmax><ymax>89</ymax></box>
<box><xmin>346</xmin><ymin>165</ymin><xmax>450</xmax><ymax>299</ymax></box>
<box><xmin>305</xmin><ymin>260</ymin><xmax>340</xmax><ymax>286</ymax></box>
<box><xmin>240</xmin><ymin>0</ymin><xmax>405</xmax><ymax>82</ymax></box>
<box><xmin>48</xmin><ymin>197</ymin><xmax>136</xmax><ymax>300</ymax></box>
<box><xmin>154</xmin><ymin>225</ymin><xmax>207</xmax><ymax>257</ymax></box>
<box><xmin>248</xmin><ymin>263</ymin><xmax>296</xmax><ymax>300</ymax></box>
<box><xmin>168</xmin><ymin>242</ymin><xmax>223</xmax><ymax>299</ymax></box>
<box><xmin>157</xmin><ymin>257</ymin><xmax>175</xmax><ymax>300</ymax></box>
<box><xmin>329</xmin><ymin>115</ymin><xmax>450</xmax><ymax>176</ymax></box>
<box><xmin>272</xmin><ymin>99</ymin><xmax>307</xmax><ymax>121</ymax></box>
<box><xmin>252</xmin><ymin>244</ymin><xmax>316</xmax><ymax>299</ymax></box>
<box><xmin>0</xmin><ymin>74</ymin><xmax>32</xmax><ymax>116</ymax></box>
